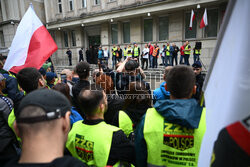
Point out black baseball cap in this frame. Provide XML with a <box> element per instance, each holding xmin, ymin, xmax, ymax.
<box><xmin>16</xmin><ymin>89</ymin><xmax>71</xmax><ymax>124</ymax></box>
<box><xmin>125</xmin><ymin>60</ymin><xmax>139</xmax><ymax>71</ymax></box>
<box><xmin>192</xmin><ymin>61</ymin><xmax>202</xmax><ymax>68</ymax></box>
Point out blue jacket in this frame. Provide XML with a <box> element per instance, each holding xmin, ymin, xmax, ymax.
<box><xmin>135</xmin><ymin>98</ymin><xmax>203</xmax><ymax>167</ymax></box>
<box><xmin>70</xmin><ymin>107</ymin><xmax>83</xmax><ymax>126</ymax></box>
<box><xmin>153</xmin><ymin>82</ymin><xmax>170</xmax><ymax>104</ymax></box>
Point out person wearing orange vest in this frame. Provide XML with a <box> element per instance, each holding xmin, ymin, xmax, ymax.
<box><xmin>152</xmin><ymin>44</ymin><xmax>159</xmax><ymax>68</ymax></box>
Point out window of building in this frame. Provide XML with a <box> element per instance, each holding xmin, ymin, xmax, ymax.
<box><xmin>109</xmin><ymin>0</ymin><xmax>116</xmax><ymax>2</ymax></box>
<box><xmin>0</xmin><ymin>31</ymin><xmax>5</xmax><ymax>47</ymax></box>
<box><xmin>144</xmin><ymin>19</ymin><xmax>153</xmax><ymax>42</ymax></box>
<box><xmin>82</xmin><ymin>0</ymin><xmax>86</xmax><ymax>8</ymax></box>
<box><xmin>185</xmin><ymin>12</ymin><xmax>197</xmax><ymax>39</ymax></box>
<box><xmin>123</xmin><ymin>22</ymin><xmax>130</xmax><ymax>43</ymax></box>
<box><xmin>94</xmin><ymin>0</ymin><xmax>100</xmax><ymax>5</ymax></box>
<box><xmin>64</xmin><ymin>31</ymin><xmax>68</xmax><ymax>47</ymax></box>
<box><xmin>69</xmin><ymin>0</ymin><xmax>74</xmax><ymax>11</ymax></box>
<box><xmin>71</xmin><ymin>30</ymin><xmax>76</xmax><ymax>46</ymax></box>
<box><xmin>159</xmin><ymin>16</ymin><xmax>169</xmax><ymax>41</ymax></box>
<box><xmin>58</xmin><ymin>0</ymin><xmax>62</xmax><ymax>13</ymax></box>
<box><xmin>205</xmin><ymin>9</ymin><xmax>218</xmax><ymax>37</ymax></box>
<box><xmin>111</xmin><ymin>24</ymin><xmax>118</xmax><ymax>44</ymax></box>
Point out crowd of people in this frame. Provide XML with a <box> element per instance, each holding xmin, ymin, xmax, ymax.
<box><xmin>1</xmin><ymin>47</ymin><xmax>247</xmax><ymax>167</ymax></box>
<box><xmin>67</xmin><ymin>41</ymin><xmax>202</xmax><ymax>70</ymax></box>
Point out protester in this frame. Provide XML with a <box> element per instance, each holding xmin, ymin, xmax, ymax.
<box><xmin>132</xmin><ymin>43</ymin><xmax>140</xmax><ymax>63</ymax></box>
<box><xmin>127</xmin><ymin>44</ymin><xmax>133</xmax><ymax>58</ymax></box>
<box><xmin>0</xmin><ymin>56</ymin><xmax>24</xmax><ymax>107</ymax></box>
<box><xmin>52</xmin><ymin>83</ymin><xmax>83</xmax><ymax>126</ymax></box>
<box><xmin>193</xmin><ymin>45</ymin><xmax>201</xmax><ymax>63</ymax></box>
<box><xmin>95</xmin><ymin>74</ymin><xmax>124</xmax><ymax>124</ymax></box>
<box><xmin>148</xmin><ymin>42</ymin><xmax>154</xmax><ymax>68</ymax></box>
<box><xmin>116</xmin><ymin>59</ymin><xmax>150</xmax><ymax>95</ymax></box>
<box><xmin>66</xmin><ymin>48</ymin><xmax>72</xmax><ymax>66</ymax></box>
<box><xmin>135</xmin><ymin>65</ymin><xmax>206</xmax><ymax>167</ymax></box>
<box><xmin>153</xmin><ymin>66</ymin><xmax>172</xmax><ymax>104</ymax></box>
<box><xmin>117</xmin><ymin>45</ymin><xmax>123</xmax><ymax>62</ymax></box>
<box><xmin>45</xmin><ymin>72</ymin><xmax>56</xmax><ymax>88</ymax></box>
<box><xmin>160</xmin><ymin>44</ymin><xmax>166</xmax><ymax>66</ymax></box>
<box><xmin>0</xmin><ymin>73</ymin><xmax>20</xmax><ymax>160</ymax></box>
<box><xmin>112</xmin><ymin>44</ymin><xmax>118</xmax><ymax>69</ymax></box>
<box><xmin>103</xmin><ymin>47</ymin><xmax>110</xmax><ymax>66</ymax></box>
<box><xmin>179</xmin><ymin>43</ymin><xmax>186</xmax><ymax>64</ymax></box>
<box><xmin>123</xmin><ymin>45</ymin><xmax>127</xmax><ymax>60</ymax></box>
<box><xmin>142</xmin><ymin>44</ymin><xmax>149</xmax><ymax>70</ymax></box>
<box><xmin>60</xmin><ymin>69</ymin><xmax>74</xmax><ymax>97</ymax></box>
<box><xmin>97</xmin><ymin>46</ymin><xmax>104</xmax><ymax>64</ymax></box>
<box><xmin>165</xmin><ymin>42</ymin><xmax>172</xmax><ymax>66</ymax></box>
<box><xmin>66</xmin><ymin>85</ymin><xmax>135</xmax><ymax>166</ymax></box>
<box><xmin>184</xmin><ymin>41</ymin><xmax>191</xmax><ymax>65</ymax></box>
<box><xmin>72</xmin><ymin>62</ymin><xmax>90</xmax><ymax>108</ymax></box>
<box><xmin>172</xmin><ymin>43</ymin><xmax>179</xmax><ymax>66</ymax></box>
<box><xmin>85</xmin><ymin>47</ymin><xmax>90</xmax><ymax>63</ymax></box>
<box><xmin>152</xmin><ymin>44</ymin><xmax>159</xmax><ymax>68</ymax></box>
<box><xmin>112</xmin><ymin>81</ymin><xmax>151</xmax><ymax>137</ymax></box>
<box><xmin>192</xmin><ymin>61</ymin><xmax>206</xmax><ymax>101</ymax></box>
<box><xmin>78</xmin><ymin>48</ymin><xmax>84</xmax><ymax>62</ymax></box>
<box><xmin>4</xmin><ymin>89</ymin><xmax>87</xmax><ymax>167</ymax></box>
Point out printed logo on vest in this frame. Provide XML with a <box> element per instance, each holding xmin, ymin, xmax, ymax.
<box><xmin>75</xmin><ymin>134</ymin><xmax>94</xmax><ymax>162</ymax></box>
<box><xmin>163</xmin><ymin>122</ymin><xmax>194</xmax><ymax>151</ymax></box>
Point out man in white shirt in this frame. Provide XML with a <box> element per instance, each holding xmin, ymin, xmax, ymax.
<box><xmin>103</xmin><ymin>47</ymin><xmax>110</xmax><ymax>66</ymax></box>
<box><xmin>142</xmin><ymin>44</ymin><xmax>149</xmax><ymax>70</ymax></box>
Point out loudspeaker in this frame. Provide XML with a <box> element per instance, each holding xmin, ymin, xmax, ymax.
<box><xmin>195</xmin><ymin>42</ymin><xmax>202</xmax><ymax>49</ymax></box>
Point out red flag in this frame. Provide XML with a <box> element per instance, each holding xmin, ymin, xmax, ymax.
<box><xmin>4</xmin><ymin>5</ymin><xmax>57</xmax><ymax>74</ymax></box>
<box><xmin>200</xmin><ymin>8</ymin><xmax>208</xmax><ymax>28</ymax></box>
<box><xmin>189</xmin><ymin>10</ymin><xmax>195</xmax><ymax>30</ymax></box>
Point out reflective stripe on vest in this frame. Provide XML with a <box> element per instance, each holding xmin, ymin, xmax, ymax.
<box><xmin>166</xmin><ymin>46</ymin><xmax>170</xmax><ymax>56</ymax></box>
<box><xmin>134</xmin><ymin>47</ymin><xmax>139</xmax><ymax>57</ymax></box>
<box><xmin>124</xmin><ymin>48</ymin><xmax>127</xmax><ymax>57</ymax></box>
<box><xmin>184</xmin><ymin>45</ymin><xmax>191</xmax><ymax>55</ymax></box>
<box><xmin>152</xmin><ymin>48</ymin><xmax>159</xmax><ymax>57</ymax></box>
<box><xmin>144</xmin><ymin>108</ymin><xmax>206</xmax><ymax>167</ymax></box>
<box><xmin>195</xmin><ymin>49</ymin><xmax>201</xmax><ymax>55</ymax></box>
<box><xmin>66</xmin><ymin>121</ymin><xmax>121</xmax><ymax>166</ymax></box>
<box><xmin>118</xmin><ymin>111</ymin><xmax>133</xmax><ymax>137</ymax></box>
<box><xmin>113</xmin><ymin>47</ymin><xmax>118</xmax><ymax>56</ymax></box>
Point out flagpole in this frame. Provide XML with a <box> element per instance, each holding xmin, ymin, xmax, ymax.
<box><xmin>202</xmin><ymin>0</ymin><xmax>236</xmax><ymax>92</ymax></box>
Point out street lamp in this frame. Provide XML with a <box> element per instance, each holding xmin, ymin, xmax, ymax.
<box><xmin>147</xmin><ymin>12</ymin><xmax>151</xmax><ymax>16</ymax></box>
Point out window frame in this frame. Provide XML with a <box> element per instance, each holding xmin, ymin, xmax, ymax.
<box><xmin>82</xmin><ymin>0</ymin><xmax>87</xmax><ymax>8</ymax></box>
<box><xmin>184</xmin><ymin>11</ymin><xmax>197</xmax><ymax>40</ymax></box>
<box><xmin>111</xmin><ymin>23</ymin><xmax>118</xmax><ymax>44</ymax></box>
<box><xmin>63</xmin><ymin>31</ymin><xmax>69</xmax><ymax>48</ymax></box>
<box><xmin>204</xmin><ymin>8</ymin><xmax>219</xmax><ymax>38</ymax></box>
<box><xmin>158</xmin><ymin>16</ymin><xmax>169</xmax><ymax>41</ymax></box>
<box><xmin>123</xmin><ymin>22</ymin><xmax>130</xmax><ymax>44</ymax></box>
<box><xmin>143</xmin><ymin>18</ymin><xmax>153</xmax><ymax>42</ymax></box>
<box><xmin>58</xmin><ymin>0</ymin><xmax>62</xmax><ymax>13</ymax></box>
<box><xmin>71</xmin><ymin>30</ymin><xmax>76</xmax><ymax>47</ymax></box>
<box><xmin>69</xmin><ymin>0</ymin><xmax>74</xmax><ymax>11</ymax></box>
<box><xmin>94</xmin><ymin>0</ymin><xmax>100</xmax><ymax>6</ymax></box>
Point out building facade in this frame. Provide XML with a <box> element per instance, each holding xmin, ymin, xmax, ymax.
<box><xmin>0</xmin><ymin>0</ymin><xmax>45</xmax><ymax>55</ymax></box>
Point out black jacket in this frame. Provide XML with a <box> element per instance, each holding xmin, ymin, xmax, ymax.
<box><xmin>104</xmin><ymin>94</ymin><xmax>124</xmax><ymax>125</ymax></box>
<box><xmin>0</xmin><ymin>96</ymin><xmax>19</xmax><ymax>156</ymax></box>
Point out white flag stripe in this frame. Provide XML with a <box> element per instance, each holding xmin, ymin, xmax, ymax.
<box><xmin>198</xmin><ymin>0</ymin><xmax>250</xmax><ymax>166</ymax></box>
<box><xmin>3</xmin><ymin>6</ymin><xmax>43</xmax><ymax>71</ymax></box>
<box><xmin>189</xmin><ymin>10</ymin><xmax>194</xmax><ymax>28</ymax></box>
<box><xmin>204</xmin><ymin>8</ymin><xmax>208</xmax><ymax>26</ymax></box>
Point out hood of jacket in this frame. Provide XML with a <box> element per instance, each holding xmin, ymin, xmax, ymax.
<box><xmin>154</xmin><ymin>98</ymin><xmax>203</xmax><ymax>129</ymax></box>
<box><xmin>160</xmin><ymin>82</ymin><xmax>170</xmax><ymax>97</ymax></box>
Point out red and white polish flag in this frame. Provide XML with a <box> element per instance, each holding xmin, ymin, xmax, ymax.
<box><xmin>189</xmin><ymin>10</ymin><xmax>195</xmax><ymax>30</ymax></box>
<box><xmin>4</xmin><ymin>5</ymin><xmax>57</xmax><ymax>74</ymax></box>
<box><xmin>200</xmin><ymin>8</ymin><xmax>208</xmax><ymax>28</ymax></box>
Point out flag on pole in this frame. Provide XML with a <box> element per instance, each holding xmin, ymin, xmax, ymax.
<box><xmin>198</xmin><ymin>0</ymin><xmax>250</xmax><ymax>166</ymax></box>
<box><xmin>189</xmin><ymin>10</ymin><xmax>195</xmax><ymax>30</ymax></box>
<box><xmin>3</xmin><ymin>5</ymin><xmax>57</xmax><ymax>74</ymax></box>
<box><xmin>200</xmin><ymin>8</ymin><xmax>208</xmax><ymax>28</ymax></box>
